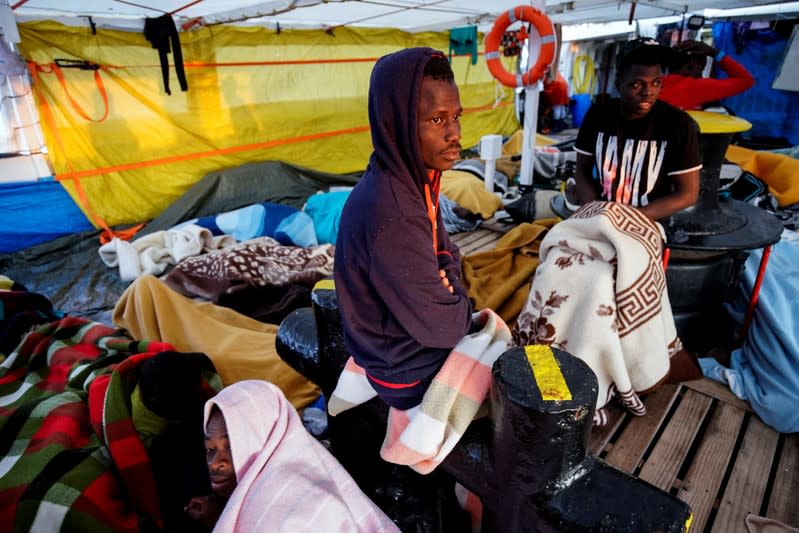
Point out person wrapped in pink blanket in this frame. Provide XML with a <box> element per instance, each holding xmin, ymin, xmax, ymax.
<box><xmin>183</xmin><ymin>380</ymin><xmax>398</xmax><ymax>532</ymax></box>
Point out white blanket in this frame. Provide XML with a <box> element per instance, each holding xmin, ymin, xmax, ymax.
<box><xmin>513</xmin><ymin>201</ymin><xmax>681</xmax><ymax>418</ymax></box>
<box><xmin>99</xmin><ymin>224</ymin><xmax>235</xmax><ymax>282</ymax></box>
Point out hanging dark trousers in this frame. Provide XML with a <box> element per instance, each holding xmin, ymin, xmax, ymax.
<box><xmin>143</xmin><ymin>14</ymin><xmax>188</xmax><ymax>95</ymax></box>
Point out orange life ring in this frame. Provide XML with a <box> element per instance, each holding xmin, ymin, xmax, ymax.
<box><xmin>485</xmin><ymin>6</ymin><xmax>556</xmax><ymax>88</ymax></box>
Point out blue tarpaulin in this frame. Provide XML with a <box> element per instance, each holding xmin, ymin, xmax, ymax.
<box><xmin>713</xmin><ymin>21</ymin><xmax>799</xmax><ymax>145</ymax></box>
<box><xmin>0</xmin><ymin>180</ymin><xmax>92</xmax><ymax>253</ymax></box>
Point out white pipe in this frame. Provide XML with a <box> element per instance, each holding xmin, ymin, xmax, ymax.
<box><xmin>519</xmin><ymin>0</ymin><xmax>546</xmax><ymax>188</ymax></box>
<box><xmin>484</xmin><ymin>157</ymin><xmax>496</xmax><ymax>192</ymax></box>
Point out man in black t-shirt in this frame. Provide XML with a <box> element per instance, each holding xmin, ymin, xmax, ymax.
<box><xmin>574</xmin><ymin>38</ymin><xmax>702</xmax><ymax>221</ymax></box>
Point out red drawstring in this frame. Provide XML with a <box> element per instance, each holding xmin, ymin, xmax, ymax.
<box><xmin>424</xmin><ymin>170</ymin><xmax>441</xmax><ymax>252</ymax></box>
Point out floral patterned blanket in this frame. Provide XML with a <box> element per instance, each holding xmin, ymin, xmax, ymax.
<box><xmin>163</xmin><ymin>236</ymin><xmax>335</xmax><ymax>303</ymax></box>
<box><xmin>512</xmin><ymin>202</ymin><xmax>681</xmax><ymax>423</ymax></box>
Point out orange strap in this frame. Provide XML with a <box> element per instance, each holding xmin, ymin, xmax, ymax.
<box><xmin>47</xmin><ymin>63</ymin><xmax>108</xmax><ymax>122</ymax></box>
<box><xmin>424</xmin><ymin>170</ymin><xmax>441</xmax><ymax>252</ymax></box>
<box><xmin>50</xmin><ymin>63</ymin><xmax>110</xmax><ymax>123</ymax></box>
<box><xmin>28</xmin><ymin>61</ymin><xmax>141</xmax><ymax>244</ymax></box>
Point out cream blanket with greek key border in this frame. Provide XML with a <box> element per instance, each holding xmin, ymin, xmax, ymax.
<box><xmin>512</xmin><ymin>201</ymin><xmax>681</xmax><ymax>420</ymax></box>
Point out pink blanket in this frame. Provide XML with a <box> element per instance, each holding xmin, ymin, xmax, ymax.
<box><xmin>208</xmin><ymin>380</ymin><xmax>398</xmax><ymax>532</ymax></box>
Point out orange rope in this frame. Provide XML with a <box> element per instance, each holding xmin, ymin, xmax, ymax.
<box><xmin>29</xmin><ymin>61</ymin><xmax>142</xmax><ymax>243</ymax></box>
<box><xmin>170</xmin><ymin>0</ymin><xmax>203</xmax><ymax>15</ymax></box>
<box><xmin>29</xmin><ymin>51</ymin><xmax>510</xmax><ymax>244</ymax></box>
<box><xmin>55</xmin><ymin>125</ymin><xmax>371</xmax><ymax>181</ymax></box>
<box><xmin>30</xmin><ymin>52</ymin><xmax>485</xmax><ymax>72</ymax></box>
<box><xmin>52</xmin><ymin>100</ymin><xmax>512</xmax><ymax>181</ymax></box>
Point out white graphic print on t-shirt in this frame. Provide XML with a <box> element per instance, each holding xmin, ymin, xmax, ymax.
<box><xmin>595</xmin><ymin>131</ymin><xmax>666</xmax><ymax>207</ymax></box>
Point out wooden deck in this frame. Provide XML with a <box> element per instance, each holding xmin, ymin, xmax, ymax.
<box><xmin>451</xmin><ymin>221</ymin><xmax>799</xmax><ymax>532</ymax></box>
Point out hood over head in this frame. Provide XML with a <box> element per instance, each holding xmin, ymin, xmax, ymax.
<box><xmin>203</xmin><ymin>380</ymin><xmax>287</xmax><ymax>486</ymax></box>
<box><xmin>367</xmin><ymin>46</ymin><xmax>443</xmax><ymax>195</ymax></box>
<box><xmin>203</xmin><ymin>380</ymin><xmax>398</xmax><ymax>532</ymax></box>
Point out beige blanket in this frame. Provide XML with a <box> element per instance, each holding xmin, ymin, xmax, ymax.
<box><xmin>512</xmin><ymin>202</ymin><xmax>680</xmax><ymax>417</ymax></box>
<box><xmin>99</xmin><ymin>224</ymin><xmax>236</xmax><ymax>282</ymax></box>
<box><xmin>462</xmin><ymin>220</ymin><xmax>556</xmax><ymax>325</ymax></box>
<box><xmin>112</xmin><ymin>274</ymin><xmax>319</xmax><ymax>409</ymax></box>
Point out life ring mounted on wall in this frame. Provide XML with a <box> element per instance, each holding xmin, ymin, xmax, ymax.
<box><xmin>485</xmin><ymin>5</ymin><xmax>556</xmax><ymax>88</ymax></box>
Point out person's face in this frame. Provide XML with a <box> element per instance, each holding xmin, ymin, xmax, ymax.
<box><xmin>417</xmin><ymin>77</ymin><xmax>462</xmax><ymax>171</ymax></box>
<box><xmin>616</xmin><ymin>63</ymin><xmax>662</xmax><ymax>120</ymax></box>
<box><xmin>205</xmin><ymin>409</ymin><xmax>236</xmax><ymax>500</ymax></box>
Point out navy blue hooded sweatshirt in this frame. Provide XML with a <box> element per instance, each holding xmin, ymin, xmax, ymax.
<box><xmin>334</xmin><ymin>48</ymin><xmax>472</xmax><ymax>409</ymax></box>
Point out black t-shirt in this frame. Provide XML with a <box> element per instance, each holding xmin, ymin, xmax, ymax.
<box><xmin>574</xmin><ymin>99</ymin><xmax>702</xmax><ymax>207</ymax></box>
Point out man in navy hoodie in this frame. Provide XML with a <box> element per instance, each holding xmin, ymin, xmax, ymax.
<box><xmin>334</xmin><ymin>48</ymin><xmax>473</xmax><ymax>410</ymax></box>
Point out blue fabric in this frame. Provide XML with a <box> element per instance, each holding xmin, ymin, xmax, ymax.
<box><xmin>712</xmin><ymin>230</ymin><xmax>799</xmax><ymax>433</ymax></box>
<box><xmin>178</xmin><ymin>202</ymin><xmax>317</xmax><ymax>246</ymax></box>
<box><xmin>0</xmin><ymin>181</ymin><xmax>93</xmax><ymax>253</ymax></box>
<box><xmin>303</xmin><ymin>191</ymin><xmax>351</xmax><ymax>245</ymax></box>
<box><xmin>712</xmin><ymin>22</ymin><xmax>799</xmax><ymax>145</ymax></box>
<box><xmin>439</xmin><ymin>193</ymin><xmax>481</xmax><ymax>234</ymax></box>
<box><xmin>274</xmin><ymin>211</ymin><xmax>318</xmax><ymax>248</ymax></box>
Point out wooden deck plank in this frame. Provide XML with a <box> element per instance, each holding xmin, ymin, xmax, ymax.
<box><xmin>460</xmin><ymin>232</ymin><xmax>503</xmax><ymax>255</ymax></box>
<box><xmin>676</xmin><ymin>402</ymin><xmax>745</xmax><ymax>532</ymax></box>
<box><xmin>604</xmin><ymin>384</ymin><xmax>681</xmax><ymax>473</ymax></box>
<box><xmin>451</xmin><ymin>228</ymin><xmax>493</xmax><ymax>248</ymax></box>
<box><xmin>471</xmin><ymin>235</ymin><xmax>501</xmax><ymax>254</ymax></box>
<box><xmin>638</xmin><ymin>389</ymin><xmax>712</xmax><ymax>491</ymax></box>
<box><xmin>589</xmin><ymin>406</ymin><xmax>627</xmax><ymax>456</ymax></box>
<box><xmin>767</xmin><ymin>432</ymin><xmax>799</xmax><ymax>527</ymax></box>
<box><xmin>711</xmin><ymin>415</ymin><xmax>780</xmax><ymax>533</ymax></box>
<box><xmin>683</xmin><ymin>378</ymin><xmax>753</xmax><ymax>413</ymax></box>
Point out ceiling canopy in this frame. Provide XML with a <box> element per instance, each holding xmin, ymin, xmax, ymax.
<box><xmin>11</xmin><ymin>0</ymin><xmax>799</xmax><ymax>34</ymax></box>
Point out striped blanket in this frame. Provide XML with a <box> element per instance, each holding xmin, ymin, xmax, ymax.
<box><xmin>0</xmin><ymin>314</ymin><xmax>220</xmax><ymax>532</ymax></box>
<box><xmin>328</xmin><ymin>308</ymin><xmax>511</xmax><ymax>474</ymax></box>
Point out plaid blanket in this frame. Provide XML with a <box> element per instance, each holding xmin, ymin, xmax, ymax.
<box><xmin>0</xmin><ymin>288</ymin><xmax>62</xmax><ymax>356</ymax></box>
<box><xmin>0</xmin><ymin>315</ymin><xmax>220</xmax><ymax>532</ymax></box>
<box><xmin>328</xmin><ymin>309</ymin><xmax>511</xmax><ymax>474</ymax></box>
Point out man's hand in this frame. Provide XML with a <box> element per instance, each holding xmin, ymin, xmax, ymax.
<box><xmin>674</xmin><ymin>40</ymin><xmax>718</xmax><ymax>58</ymax></box>
<box><xmin>439</xmin><ymin>269</ymin><xmax>454</xmax><ymax>293</ymax></box>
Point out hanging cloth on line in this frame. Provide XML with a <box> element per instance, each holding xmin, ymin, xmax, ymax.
<box><xmin>449</xmin><ymin>25</ymin><xmax>478</xmax><ymax>65</ymax></box>
<box><xmin>143</xmin><ymin>14</ymin><xmax>188</xmax><ymax>95</ymax></box>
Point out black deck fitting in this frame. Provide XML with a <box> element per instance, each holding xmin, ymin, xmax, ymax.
<box><xmin>276</xmin><ymin>281</ymin><xmax>693</xmax><ymax>532</ymax></box>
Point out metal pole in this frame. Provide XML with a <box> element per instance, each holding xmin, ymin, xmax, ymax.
<box><xmin>519</xmin><ymin>0</ymin><xmax>547</xmax><ymax>189</ymax></box>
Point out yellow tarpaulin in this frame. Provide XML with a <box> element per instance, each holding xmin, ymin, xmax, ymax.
<box><xmin>18</xmin><ymin>22</ymin><xmax>518</xmax><ymax>228</ymax></box>
<box><xmin>726</xmin><ymin>144</ymin><xmax>799</xmax><ymax>207</ymax></box>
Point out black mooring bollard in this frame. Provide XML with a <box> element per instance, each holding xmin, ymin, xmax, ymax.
<box><xmin>275</xmin><ymin>280</ymin><xmax>345</xmax><ymax>397</ymax></box>
<box><xmin>276</xmin><ymin>280</ymin><xmax>693</xmax><ymax>532</ymax></box>
<box><xmin>478</xmin><ymin>347</ymin><xmax>691</xmax><ymax>532</ymax></box>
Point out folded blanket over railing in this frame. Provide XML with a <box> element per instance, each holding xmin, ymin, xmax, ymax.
<box><xmin>328</xmin><ymin>308</ymin><xmax>511</xmax><ymax>474</ymax></box>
